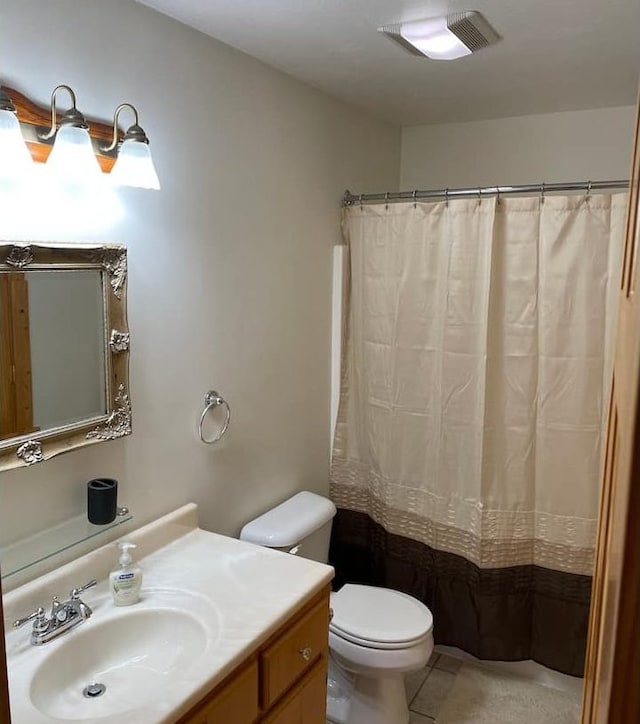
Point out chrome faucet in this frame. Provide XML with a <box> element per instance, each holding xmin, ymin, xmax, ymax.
<box><xmin>13</xmin><ymin>579</ymin><xmax>97</xmax><ymax>645</ymax></box>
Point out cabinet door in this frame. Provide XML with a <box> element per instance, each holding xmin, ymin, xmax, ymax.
<box><xmin>179</xmin><ymin>660</ymin><xmax>258</xmax><ymax>724</ymax></box>
<box><xmin>262</xmin><ymin>656</ymin><xmax>327</xmax><ymax>724</ymax></box>
<box><xmin>260</xmin><ymin>597</ymin><xmax>329</xmax><ymax>709</ymax></box>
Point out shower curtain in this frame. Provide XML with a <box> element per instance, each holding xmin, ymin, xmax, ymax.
<box><xmin>329</xmin><ymin>194</ymin><xmax>627</xmax><ymax>676</ymax></box>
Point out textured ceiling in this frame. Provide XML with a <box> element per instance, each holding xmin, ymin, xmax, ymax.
<box><xmin>135</xmin><ymin>0</ymin><xmax>640</xmax><ymax>126</ymax></box>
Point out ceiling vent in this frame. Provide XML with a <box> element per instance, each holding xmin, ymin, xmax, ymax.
<box><xmin>379</xmin><ymin>11</ymin><xmax>500</xmax><ymax>60</ymax></box>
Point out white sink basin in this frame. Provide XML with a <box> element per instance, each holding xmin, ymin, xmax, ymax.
<box><xmin>28</xmin><ymin>592</ymin><xmax>216</xmax><ymax>721</ymax></box>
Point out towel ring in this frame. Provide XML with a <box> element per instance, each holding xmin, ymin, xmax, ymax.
<box><xmin>198</xmin><ymin>390</ymin><xmax>231</xmax><ymax>444</ymax></box>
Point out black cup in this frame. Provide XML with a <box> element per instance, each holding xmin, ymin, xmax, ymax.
<box><xmin>87</xmin><ymin>478</ymin><xmax>118</xmax><ymax>525</ymax></box>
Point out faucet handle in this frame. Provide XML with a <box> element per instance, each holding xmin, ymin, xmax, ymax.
<box><xmin>50</xmin><ymin>596</ymin><xmax>68</xmax><ymax>623</ymax></box>
<box><xmin>12</xmin><ymin>607</ymin><xmax>48</xmax><ymax>633</ymax></box>
<box><xmin>70</xmin><ymin>579</ymin><xmax>97</xmax><ymax>600</ymax></box>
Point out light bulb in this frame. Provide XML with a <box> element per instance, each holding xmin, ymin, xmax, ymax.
<box><xmin>110</xmin><ymin>138</ymin><xmax>160</xmax><ymax>190</ymax></box>
<box><xmin>46</xmin><ymin>125</ymin><xmax>102</xmax><ymax>184</ymax></box>
<box><xmin>0</xmin><ymin>109</ymin><xmax>33</xmax><ymax>179</ymax></box>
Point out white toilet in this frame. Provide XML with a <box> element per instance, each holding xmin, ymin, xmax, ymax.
<box><xmin>240</xmin><ymin>491</ymin><xmax>434</xmax><ymax>724</ymax></box>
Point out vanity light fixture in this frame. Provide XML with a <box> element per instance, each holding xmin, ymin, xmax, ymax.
<box><xmin>379</xmin><ymin>12</ymin><xmax>500</xmax><ymax>60</ymax></box>
<box><xmin>39</xmin><ymin>85</ymin><xmax>102</xmax><ymax>183</ymax></box>
<box><xmin>0</xmin><ymin>83</ymin><xmax>160</xmax><ymax>190</ymax></box>
<box><xmin>103</xmin><ymin>103</ymin><xmax>160</xmax><ymax>190</ymax></box>
<box><xmin>0</xmin><ymin>88</ymin><xmax>33</xmax><ymax>178</ymax></box>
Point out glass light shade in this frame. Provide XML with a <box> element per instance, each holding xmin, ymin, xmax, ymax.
<box><xmin>110</xmin><ymin>139</ymin><xmax>160</xmax><ymax>190</ymax></box>
<box><xmin>0</xmin><ymin>109</ymin><xmax>33</xmax><ymax>178</ymax></box>
<box><xmin>46</xmin><ymin>125</ymin><xmax>102</xmax><ymax>183</ymax></box>
<box><xmin>400</xmin><ymin>18</ymin><xmax>472</xmax><ymax>60</ymax></box>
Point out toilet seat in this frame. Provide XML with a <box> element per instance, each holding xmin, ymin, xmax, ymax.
<box><xmin>330</xmin><ymin>625</ymin><xmax>432</xmax><ymax>651</ymax></box>
<box><xmin>330</xmin><ymin>584</ymin><xmax>433</xmax><ymax>651</ymax></box>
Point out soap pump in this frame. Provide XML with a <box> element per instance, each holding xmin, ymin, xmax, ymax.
<box><xmin>109</xmin><ymin>541</ymin><xmax>142</xmax><ymax>606</ymax></box>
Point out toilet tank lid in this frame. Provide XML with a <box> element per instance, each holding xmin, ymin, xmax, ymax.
<box><xmin>240</xmin><ymin>491</ymin><xmax>337</xmax><ymax>548</ymax></box>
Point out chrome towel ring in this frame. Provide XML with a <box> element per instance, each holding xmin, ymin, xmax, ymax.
<box><xmin>198</xmin><ymin>390</ymin><xmax>231</xmax><ymax>444</ymax></box>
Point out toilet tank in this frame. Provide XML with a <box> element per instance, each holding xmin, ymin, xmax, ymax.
<box><xmin>239</xmin><ymin>491</ymin><xmax>337</xmax><ymax>563</ymax></box>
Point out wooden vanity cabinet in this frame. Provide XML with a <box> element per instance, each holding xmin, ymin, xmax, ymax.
<box><xmin>184</xmin><ymin>660</ymin><xmax>259</xmax><ymax>724</ymax></box>
<box><xmin>262</xmin><ymin>658</ymin><xmax>328</xmax><ymax>724</ymax></box>
<box><xmin>177</xmin><ymin>586</ymin><xmax>330</xmax><ymax>724</ymax></box>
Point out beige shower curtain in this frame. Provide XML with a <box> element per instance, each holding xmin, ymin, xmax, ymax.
<box><xmin>330</xmin><ymin>194</ymin><xmax>626</xmax><ymax>674</ymax></box>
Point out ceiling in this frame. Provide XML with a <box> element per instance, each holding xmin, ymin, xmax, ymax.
<box><xmin>135</xmin><ymin>0</ymin><xmax>640</xmax><ymax>126</ymax></box>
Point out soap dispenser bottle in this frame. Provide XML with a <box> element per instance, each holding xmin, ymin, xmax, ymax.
<box><xmin>109</xmin><ymin>541</ymin><xmax>142</xmax><ymax>606</ymax></box>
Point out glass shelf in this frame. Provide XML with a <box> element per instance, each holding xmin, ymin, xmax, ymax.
<box><xmin>0</xmin><ymin>508</ymin><xmax>133</xmax><ymax>581</ymax></box>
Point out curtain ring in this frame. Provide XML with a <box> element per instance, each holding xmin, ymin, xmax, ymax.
<box><xmin>358</xmin><ymin>193</ymin><xmax>363</xmax><ymax>210</ymax></box>
<box><xmin>477</xmin><ymin>187</ymin><xmax>482</xmax><ymax>206</ymax></box>
<box><xmin>496</xmin><ymin>185</ymin><xmax>501</xmax><ymax>204</ymax></box>
<box><xmin>413</xmin><ymin>190</ymin><xmax>417</xmax><ymax>209</ymax></box>
<box><xmin>586</xmin><ymin>180</ymin><xmax>592</xmax><ymax>203</ymax></box>
<box><xmin>198</xmin><ymin>390</ymin><xmax>231</xmax><ymax>444</ymax></box>
<box><xmin>385</xmin><ymin>192</ymin><xmax>389</xmax><ymax>210</ymax></box>
<box><xmin>540</xmin><ymin>182</ymin><xmax>546</xmax><ymax>204</ymax></box>
<box><xmin>445</xmin><ymin>188</ymin><xmax>449</xmax><ymax>207</ymax></box>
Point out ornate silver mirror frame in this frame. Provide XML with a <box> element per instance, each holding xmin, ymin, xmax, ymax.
<box><xmin>0</xmin><ymin>242</ymin><xmax>130</xmax><ymax>471</ymax></box>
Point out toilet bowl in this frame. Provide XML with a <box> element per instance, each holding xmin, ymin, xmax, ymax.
<box><xmin>240</xmin><ymin>491</ymin><xmax>434</xmax><ymax>724</ymax></box>
<box><xmin>327</xmin><ymin>584</ymin><xmax>433</xmax><ymax>724</ymax></box>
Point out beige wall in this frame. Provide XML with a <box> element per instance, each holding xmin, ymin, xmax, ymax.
<box><xmin>0</xmin><ymin>0</ymin><xmax>400</xmax><ymax>556</ymax></box>
<box><xmin>401</xmin><ymin>106</ymin><xmax>636</xmax><ymax>190</ymax></box>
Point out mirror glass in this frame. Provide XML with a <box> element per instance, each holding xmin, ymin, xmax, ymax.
<box><xmin>0</xmin><ymin>243</ymin><xmax>131</xmax><ymax>471</ymax></box>
<box><xmin>0</xmin><ymin>270</ymin><xmax>107</xmax><ymax>439</ymax></box>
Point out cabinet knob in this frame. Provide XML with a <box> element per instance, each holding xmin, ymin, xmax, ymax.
<box><xmin>299</xmin><ymin>647</ymin><xmax>313</xmax><ymax>661</ymax></box>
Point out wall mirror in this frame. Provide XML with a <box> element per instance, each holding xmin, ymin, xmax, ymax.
<box><xmin>0</xmin><ymin>242</ymin><xmax>130</xmax><ymax>471</ymax></box>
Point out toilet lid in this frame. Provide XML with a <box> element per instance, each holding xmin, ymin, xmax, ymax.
<box><xmin>330</xmin><ymin>584</ymin><xmax>433</xmax><ymax>647</ymax></box>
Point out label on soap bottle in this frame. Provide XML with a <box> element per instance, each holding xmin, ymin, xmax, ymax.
<box><xmin>110</xmin><ymin>568</ymin><xmax>142</xmax><ymax>605</ymax></box>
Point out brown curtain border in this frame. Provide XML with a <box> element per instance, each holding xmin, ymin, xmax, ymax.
<box><xmin>329</xmin><ymin>508</ymin><xmax>591</xmax><ymax>677</ymax></box>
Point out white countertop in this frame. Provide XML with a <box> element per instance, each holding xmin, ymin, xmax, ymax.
<box><xmin>4</xmin><ymin>504</ymin><xmax>334</xmax><ymax>723</ymax></box>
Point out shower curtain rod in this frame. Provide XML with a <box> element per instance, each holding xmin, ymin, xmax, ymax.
<box><xmin>343</xmin><ymin>179</ymin><xmax>629</xmax><ymax>207</ymax></box>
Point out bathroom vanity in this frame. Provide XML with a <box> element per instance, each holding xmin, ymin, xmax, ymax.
<box><xmin>177</xmin><ymin>587</ymin><xmax>330</xmax><ymax>723</ymax></box>
<box><xmin>2</xmin><ymin>504</ymin><xmax>333</xmax><ymax>724</ymax></box>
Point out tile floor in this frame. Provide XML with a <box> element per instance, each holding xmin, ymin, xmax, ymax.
<box><xmin>404</xmin><ymin>649</ymin><xmax>583</xmax><ymax>724</ymax></box>
<box><xmin>405</xmin><ymin>651</ymin><xmax>461</xmax><ymax>723</ymax></box>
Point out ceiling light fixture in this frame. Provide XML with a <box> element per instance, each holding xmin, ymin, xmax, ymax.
<box><xmin>379</xmin><ymin>12</ymin><xmax>500</xmax><ymax>61</ymax></box>
<box><xmin>103</xmin><ymin>103</ymin><xmax>160</xmax><ymax>190</ymax></box>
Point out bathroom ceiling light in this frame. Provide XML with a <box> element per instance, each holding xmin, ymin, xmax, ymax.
<box><xmin>379</xmin><ymin>12</ymin><xmax>500</xmax><ymax>61</ymax></box>
<box><xmin>103</xmin><ymin>104</ymin><xmax>160</xmax><ymax>190</ymax></box>
<box><xmin>39</xmin><ymin>85</ymin><xmax>102</xmax><ymax>183</ymax></box>
<box><xmin>0</xmin><ymin>89</ymin><xmax>33</xmax><ymax>178</ymax></box>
